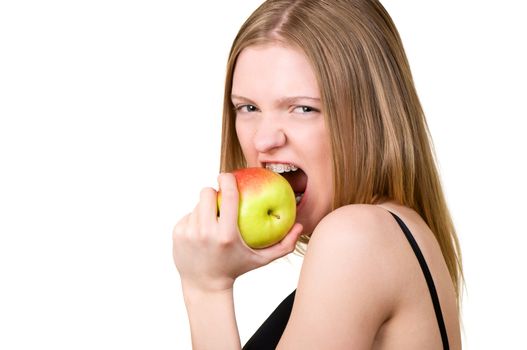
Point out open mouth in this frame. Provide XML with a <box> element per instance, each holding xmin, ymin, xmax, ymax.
<box><xmin>265</xmin><ymin>163</ymin><xmax>307</xmax><ymax>206</ymax></box>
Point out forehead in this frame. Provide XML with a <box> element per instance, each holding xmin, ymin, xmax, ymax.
<box><xmin>232</xmin><ymin>43</ymin><xmax>320</xmax><ymax>99</ymax></box>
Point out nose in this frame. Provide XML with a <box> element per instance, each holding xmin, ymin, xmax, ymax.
<box><xmin>253</xmin><ymin>117</ymin><xmax>286</xmax><ymax>153</ymax></box>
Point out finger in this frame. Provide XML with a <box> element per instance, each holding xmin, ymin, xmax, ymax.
<box><xmin>188</xmin><ymin>203</ymin><xmax>200</xmax><ymax>236</ymax></box>
<box><xmin>172</xmin><ymin>213</ymin><xmax>191</xmax><ymax>240</ymax></box>
<box><xmin>199</xmin><ymin>187</ymin><xmax>218</xmax><ymax>227</ymax></box>
<box><xmin>257</xmin><ymin>223</ymin><xmax>304</xmax><ymax>263</ymax></box>
<box><xmin>172</xmin><ymin>213</ymin><xmax>193</xmax><ymax>263</ymax></box>
<box><xmin>217</xmin><ymin>173</ymin><xmax>239</xmax><ymax>230</ymax></box>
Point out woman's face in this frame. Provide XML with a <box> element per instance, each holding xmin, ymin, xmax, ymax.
<box><xmin>232</xmin><ymin>43</ymin><xmax>333</xmax><ymax>235</ymax></box>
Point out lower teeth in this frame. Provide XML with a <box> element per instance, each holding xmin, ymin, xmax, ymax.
<box><xmin>295</xmin><ymin>193</ymin><xmax>304</xmax><ymax>204</ymax></box>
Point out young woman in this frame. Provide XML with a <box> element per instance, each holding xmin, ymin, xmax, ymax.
<box><xmin>173</xmin><ymin>0</ymin><xmax>463</xmax><ymax>348</ymax></box>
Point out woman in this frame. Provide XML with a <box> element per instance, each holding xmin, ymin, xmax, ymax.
<box><xmin>173</xmin><ymin>0</ymin><xmax>463</xmax><ymax>348</ymax></box>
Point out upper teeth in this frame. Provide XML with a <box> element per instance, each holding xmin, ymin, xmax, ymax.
<box><xmin>266</xmin><ymin>163</ymin><xmax>298</xmax><ymax>173</ymax></box>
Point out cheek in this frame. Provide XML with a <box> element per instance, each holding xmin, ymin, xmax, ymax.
<box><xmin>311</xmin><ymin>126</ymin><xmax>334</xmax><ymax>200</ymax></box>
<box><xmin>311</xmin><ymin>125</ymin><xmax>332</xmax><ymax>167</ymax></box>
<box><xmin>235</xmin><ymin>122</ymin><xmax>255</xmax><ymax>162</ymax></box>
<box><xmin>235</xmin><ymin>120</ymin><xmax>248</xmax><ymax>148</ymax></box>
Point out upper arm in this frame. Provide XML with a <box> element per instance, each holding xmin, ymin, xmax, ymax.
<box><xmin>277</xmin><ymin>205</ymin><xmax>402</xmax><ymax>349</ymax></box>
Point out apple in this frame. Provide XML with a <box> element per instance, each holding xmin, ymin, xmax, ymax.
<box><xmin>218</xmin><ymin>167</ymin><xmax>297</xmax><ymax>249</ymax></box>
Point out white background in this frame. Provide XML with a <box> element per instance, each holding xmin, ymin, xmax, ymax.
<box><xmin>0</xmin><ymin>1</ymin><xmax>525</xmax><ymax>349</ymax></box>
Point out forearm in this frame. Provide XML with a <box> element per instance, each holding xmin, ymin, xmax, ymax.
<box><xmin>183</xmin><ymin>286</ymin><xmax>241</xmax><ymax>350</ymax></box>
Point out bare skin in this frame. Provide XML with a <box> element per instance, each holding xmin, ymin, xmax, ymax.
<box><xmin>173</xmin><ymin>43</ymin><xmax>461</xmax><ymax>349</ymax></box>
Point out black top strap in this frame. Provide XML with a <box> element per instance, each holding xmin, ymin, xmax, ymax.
<box><xmin>390</xmin><ymin>212</ymin><xmax>450</xmax><ymax>350</ymax></box>
<box><xmin>243</xmin><ymin>290</ymin><xmax>295</xmax><ymax>349</ymax></box>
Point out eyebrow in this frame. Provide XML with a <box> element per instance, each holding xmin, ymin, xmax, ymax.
<box><xmin>231</xmin><ymin>94</ymin><xmax>321</xmax><ymax>106</ymax></box>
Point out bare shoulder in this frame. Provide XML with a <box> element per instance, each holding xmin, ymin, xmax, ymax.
<box><xmin>309</xmin><ymin>203</ymin><xmax>400</xmax><ymax>248</ymax></box>
<box><xmin>306</xmin><ymin>204</ymin><xmax>411</xmax><ymax>270</ymax></box>
<box><xmin>278</xmin><ymin>203</ymin><xmax>461</xmax><ymax>349</ymax></box>
<box><xmin>278</xmin><ymin>204</ymin><xmax>408</xmax><ymax>349</ymax></box>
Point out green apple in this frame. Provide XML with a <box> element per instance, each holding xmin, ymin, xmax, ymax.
<box><xmin>218</xmin><ymin>167</ymin><xmax>297</xmax><ymax>249</ymax></box>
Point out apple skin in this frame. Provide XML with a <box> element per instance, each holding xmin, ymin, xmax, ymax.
<box><xmin>218</xmin><ymin>167</ymin><xmax>297</xmax><ymax>249</ymax></box>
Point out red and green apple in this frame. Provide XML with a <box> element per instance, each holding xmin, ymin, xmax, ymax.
<box><xmin>218</xmin><ymin>167</ymin><xmax>297</xmax><ymax>249</ymax></box>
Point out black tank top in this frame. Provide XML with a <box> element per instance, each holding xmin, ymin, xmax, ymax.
<box><xmin>243</xmin><ymin>212</ymin><xmax>449</xmax><ymax>350</ymax></box>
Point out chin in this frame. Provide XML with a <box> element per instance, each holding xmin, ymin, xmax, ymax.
<box><xmin>298</xmin><ymin>204</ymin><xmax>333</xmax><ymax>237</ymax></box>
<box><xmin>295</xmin><ymin>215</ymin><xmax>316</xmax><ymax>238</ymax></box>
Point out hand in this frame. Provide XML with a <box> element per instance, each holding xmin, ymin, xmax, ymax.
<box><xmin>172</xmin><ymin>172</ymin><xmax>303</xmax><ymax>293</ymax></box>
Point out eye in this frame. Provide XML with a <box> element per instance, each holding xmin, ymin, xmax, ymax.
<box><xmin>292</xmin><ymin>105</ymin><xmax>319</xmax><ymax>114</ymax></box>
<box><xmin>235</xmin><ymin>104</ymin><xmax>259</xmax><ymax>113</ymax></box>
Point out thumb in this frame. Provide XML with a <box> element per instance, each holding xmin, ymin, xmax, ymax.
<box><xmin>257</xmin><ymin>223</ymin><xmax>304</xmax><ymax>263</ymax></box>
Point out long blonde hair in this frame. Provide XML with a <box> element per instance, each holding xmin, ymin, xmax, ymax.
<box><xmin>219</xmin><ymin>0</ymin><xmax>463</xmax><ymax>303</ymax></box>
